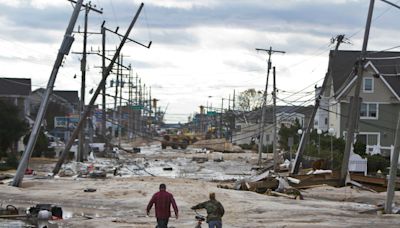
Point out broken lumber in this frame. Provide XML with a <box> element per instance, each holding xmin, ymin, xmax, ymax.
<box><xmin>359</xmin><ymin>206</ymin><xmax>384</xmax><ymax>214</ymax></box>
<box><xmin>0</xmin><ymin>214</ymin><xmax>28</xmax><ymax>219</ymax></box>
<box><xmin>266</xmin><ymin>190</ymin><xmax>296</xmax><ymax>199</ymax></box>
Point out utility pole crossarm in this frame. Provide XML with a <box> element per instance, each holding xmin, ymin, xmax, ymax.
<box><xmin>72</xmin><ymin>51</ymin><xmax>131</xmax><ymax>70</ymax></box>
<box><xmin>103</xmin><ymin>27</ymin><xmax>152</xmax><ymax>49</ymax></box>
<box><xmin>67</xmin><ymin>0</ymin><xmax>103</xmax><ymax>14</ymax></box>
<box><xmin>255</xmin><ymin>48</ymin><xmax>286</xmax><ymax>54</ymax></box>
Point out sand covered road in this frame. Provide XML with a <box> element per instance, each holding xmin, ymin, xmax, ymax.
<box><xmin>1</xmin><ymin>175</ymin><xmax>400</xmax><ymax>228</ymax></box>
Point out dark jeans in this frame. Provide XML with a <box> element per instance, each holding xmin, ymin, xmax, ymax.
<box><xmin>156</xmin><ymin>218</ymin><xmax>169</xmax><ymax>228</ymax></box>
<box><xmin>208</xmin><ymin>220</ymin><xmax>222</xmax><ymax>228</ymax></box>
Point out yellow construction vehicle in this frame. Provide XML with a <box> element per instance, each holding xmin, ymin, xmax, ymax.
<box><xmin>161</xmin><ymin>134</ymin><xmax>199</xmax><ymax>149</ymax></box>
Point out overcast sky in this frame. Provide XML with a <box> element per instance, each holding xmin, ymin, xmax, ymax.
<box><xmin>1</xmin><ymin>0</ymin><xmax>400</xmax><ymax>123</ymax></box>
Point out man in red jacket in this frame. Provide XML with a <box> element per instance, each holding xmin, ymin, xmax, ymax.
<box><xmin>146</xmin><ymin>183</ymin><xmax>179</xmax><ymax>228</ymax></box>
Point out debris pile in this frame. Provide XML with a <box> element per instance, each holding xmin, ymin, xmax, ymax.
<box><xmin>218</xmin><ymin>170</ymin><xmax>304</xmax><ymax>200</ymax></box>
<box><xmin>192</xmin><ymin>139</ymin><xmax>243</xmax><ymax>153</ymax></box>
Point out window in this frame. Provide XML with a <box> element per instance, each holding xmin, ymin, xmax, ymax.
<box><xmin>360</xmin><ymin>103</ymin><xmax>378</xmax><ymax>119</ymax></box>
<box><xmin>356</xmin><ymin>133</ymin><xmax>378</xmax><ymax>146</ymax></box>
<box><xmin>363</xmin><ymin>78</ymin><xmax>374</xmax><ymax>93</ymax></box>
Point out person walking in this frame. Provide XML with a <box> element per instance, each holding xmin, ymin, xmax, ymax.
<box><xmin>146</xmin><ymin>183</ymin><xmax>179</xmax><ymax>228</ymax></box>
<box><xmin>191</xmin><ymin>192</ymin><xmax>224</xmax><ymax>228</ymax></box>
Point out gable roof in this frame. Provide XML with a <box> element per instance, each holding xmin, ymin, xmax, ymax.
<box><xmin>53</xmin><ymin>91</ymin><xmax>79</xmax><ymax>104</ymax></box>
<box><xmin>328</xmin><ymin>50</ymin><xmax>400</xmax><ymax>98</ymax></box>
<box><xmin>0</xmin><ymin>78</ymin><xmax>31</xmax><ymax>96</ymax></box>
<box><xmin>235</xmin><ymin>105</ymin><xmax>314</xmax><ymax>123</ymax></box>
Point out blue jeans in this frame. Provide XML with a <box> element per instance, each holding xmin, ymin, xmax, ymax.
<box><xmin>208</xmin><ymin>220</ymin><xmax>222</xmax><ymax>228</ymax></box>
<box><xmin>156</xmin><ymin>218</ymin><xmax>169</xmax><ymax>228</ymax></box>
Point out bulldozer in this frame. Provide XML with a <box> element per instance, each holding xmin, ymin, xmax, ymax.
<box><xmin>161</xmin><ymin>134</ymin><xmax>199</xmax><ymax>149</ymax></box>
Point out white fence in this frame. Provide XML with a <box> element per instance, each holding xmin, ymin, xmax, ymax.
<box><xmin>348</xmin><ymin>153</ymin><xmax>367</xmax><ymax>175</ymax></box>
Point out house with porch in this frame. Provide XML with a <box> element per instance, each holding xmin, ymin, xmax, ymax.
<box><xmin>324</xmin><ymin>50</ymin><xmax>400</xmax><ymax>156</ymax></box>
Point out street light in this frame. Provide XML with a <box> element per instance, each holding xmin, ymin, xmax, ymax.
<box><xmin>317</xmin><ymin>129</ymin><xmax>322</xmax><ymax>155</ymax></box>
<box><xmin>297</xmin><ymin>129</ymin><xmax>303</xmax><ymax>150</ymax></box>
<box><xmin>328</xmin><ymin>128</ymin><xmax>335</xmax><ymax>170</ymax></box>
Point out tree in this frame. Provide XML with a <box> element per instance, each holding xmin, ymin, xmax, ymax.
<box><xmin>237</xmin><ymin>89</ymin><xmax>263</xmax><ymax>111</ymax></box>
<box><xmin>23</xmin><ymin>130</ymin><xmax>51</xmax><ymax>157</ymax></box>
<box><xmin>0</xmin><ymin>100</ymin><xmax>28</xmax><ymax>158</ymax></box>
<box><xmin>278</xmin><ymin>119</ymin><xmax>302</xmax><ymax>150</ymax></box>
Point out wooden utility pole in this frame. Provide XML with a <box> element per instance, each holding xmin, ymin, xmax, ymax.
<box><xmin>53</xmin><ymin>2</ymin><xmax>148</xmax><ymax>175</ymax></box>
<box><xmin>220</xmin><ymin>98</ymin><xmax>224</xmax><ymax>138</ymax></box>
<box><xmin>118</xmin><ymin>55</ymin><xmax>124</xmax><ymax>146</ymax></box>
<box><xmin>113</xmin><ymin>54</ymin><xmax>120</xmax><ymax>138</ymax></box>
<box><xmin>272</xmin><ymin>67</ymin><xmax>278</xmax><ymax>171</ymax></box>
<box><xmin>385</xmin><ymin>110</ymin><xmax>400</xmax><ymax>213</ymax></box>
<box><xmin>77</xmin><ymin>3</ymin><xmax>102</xmax><ymax>162</ymax></box>
<box><xmin>128</xmin><ymin>68</ymin><xmax>132</xmax><ymax>141</ymax></box>
<box><xmin>255</xmin><ymin>46</ymin><xmax>285</xmax><ymax>166</ymax></box>
<box><xmin>291</xmin><ymin>35</ymin><xmax>346</xmax><ymax>174</ymax></box>
<box><xmin>339</xmin><ymin>0</ymin><xmax>375</xmax><ymax>186</ymax></box>
<box><xmin>12</xmin><ymin>0</ymin><xmax>84</xmax><ymax>187</ymax></box>
<box><xmin>101</xmin><ymin>24</ymin><xmax>107</xmax><ymax>138</ymax></box>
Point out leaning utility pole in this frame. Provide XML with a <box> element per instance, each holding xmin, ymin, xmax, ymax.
<box><xmin>255</xmin><ymin>46</ymin><xmax>285</xmax><ymax>166</ymax></box>
<box><xmin>339</xmin><ymin>0</ymin><xmax>375</xmax><ymax>186</ymax></box>
<box><xmin>291</xmin><ymin>35</ymin><xmax>346</xmax><ymax>174</ymax></box>
<box><xmin>272</xmin><ymin>67</ymin><xmax>278</xmax><ymax>171</ymax></box>
<box><xmin>385</xmin><ymin>110</ymin><xmax>400</xmax><ymax>213</ymax></box>
<box><xmin>53</xmin><ymin>2</ymin><xmax>149</xmax><ymax>175</ymax></box>
<box><xmin>12</xmin><ymin>0</ymin><xmax>84</xmax><ymax>187</ymax></box>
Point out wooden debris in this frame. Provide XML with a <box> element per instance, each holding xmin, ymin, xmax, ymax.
<box><xmin>359</xmin><ymin>206</ymin><xmax>384</xmax><ymax>214</ymax></box>
<box><xmin>192</xmin><ymin>139</ymin><xmax>244</xmax><ymax>153</ymax></box>
<box><xmin>347</xmin><ymin>180</ymin><xmax>378</xmax><ymax>193</ymax></box>
<box><xmin>192</xmin><ymin>157</ymin><xmax>208</xmax><ymax>163</ymax></box>
<box><xmin>0</xmin><ymin>214</ymin><xmax>28</xmax><ymax>219</ymax></box>
<box><xmin>266</xmin><ymin>189</ymin><xmax>302</xmax><ymax>200</ymax></box>
<box><xmin>287</xmin><ymin>177</ymin><xmax>301</xmax><ymax>184</ymax></box>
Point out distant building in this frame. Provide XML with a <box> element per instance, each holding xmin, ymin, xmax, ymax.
<box><xmin>0</xmin><ymin>78</ymin><xmax>31</xmax><ymax>119</ymax></box>
<box><xmin>30</xmin><ymin>88</ymin><xmax>80</xmax><ymax>142</ymax></box>
<box><xmin>314</xmin><ymin>86</ymin><xmax>329</xmax><ymax>131</ymax></box>
<box><xmin>0</xmin><ymin>77</ymin><xmax>32</xmax><ymax>152</ymax></box>
<box><xmin>30</xmin><ymin>88</ymin><xmax>80</xmax><ymax>116</ymax></box>
<box><xmin>232</xmin><ymin>106</ymin><xmax>313</xmax><ymax>146</ymax></box>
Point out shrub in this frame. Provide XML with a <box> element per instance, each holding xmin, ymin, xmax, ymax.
<box><xmin>43</xmin><ymin>148</ymin><xmax>56</xmax><ymax>158</ymax></box>
<box><xmin>6</xmin><ymin>153</ymin><xmax>19</xmax><ymax>168</ymax></box>
<box><xmin>367</xmin><ymin>155</ymin><xmax>390</xmax><ymax>174</ymax></box>
<box><xmin>239</xmin><ymin>143</ymin><xmax>253</xmax><ymax>150</ymax></box>
<box><xmin>354</xmin><ymin>141</ymin><xmax>367</xmax><ymax>158</ymax></box>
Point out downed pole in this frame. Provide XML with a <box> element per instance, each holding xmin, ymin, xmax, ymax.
<box><xmin>12</xmin><ymin>0</ymin><xmax>84</xmax><ymax>187</ymax></box>
<box><xmin>53</xmin><ymin>2</ymin><xmax>150</xmax><ymax>175</ymax></box>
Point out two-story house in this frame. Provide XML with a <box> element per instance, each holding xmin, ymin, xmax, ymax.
<box><xmin>325</xmin><ymin>50</ymin><xmax>400</xmax><ymax>156</ymax></box>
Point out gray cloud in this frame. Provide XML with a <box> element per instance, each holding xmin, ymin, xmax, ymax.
<box><xmin>1</xmin><ymin>1</ymin><xmax>399</xmax><ymax>49</ymax></box>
